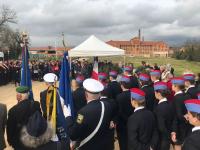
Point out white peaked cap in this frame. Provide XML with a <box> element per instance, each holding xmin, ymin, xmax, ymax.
<box><xmin>43</xmin><ymin>73</ymin><xmax>58</xmax><ymax>83</ymax></box>
<box><xmin>83</xmin><ymin>78</ymin><xmax>104</xmax><ymax>93</ymax></box>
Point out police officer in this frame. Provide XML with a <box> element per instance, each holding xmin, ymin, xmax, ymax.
<box><xmin>7</xmin><ymin>86</ymin><xmax>41</xmax><ymax>150</ymax></box>
<box><xmin>64</xmin><ymin>78</ymin><xmax>113</xmax><ymax>150</ymax></box>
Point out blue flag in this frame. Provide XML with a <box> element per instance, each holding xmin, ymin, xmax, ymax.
<box><xmin>20</xmin><ymin>46</ymin><xmax>33</xmax><ymax>100</ymax></box>
<box><xmin>59</xmin><ymin>51</ymin><xmax>74</xmax><ymax>118</ymax></box>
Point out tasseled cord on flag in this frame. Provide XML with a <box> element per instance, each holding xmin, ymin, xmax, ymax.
<box><xmin>46</xmin><ymin>79</ymin><xmax>57</xmax><ymax>138</ymax></box>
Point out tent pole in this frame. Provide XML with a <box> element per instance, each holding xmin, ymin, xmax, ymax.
<box><xmin>123</xmin><ymin>55</ymin><xmax>126</xmax><ymax>66</ymax></box>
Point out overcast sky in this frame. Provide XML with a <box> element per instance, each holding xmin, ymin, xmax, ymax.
<box><xmin>1</xmin><ymin>0</ymin><xmax>200</xmax><ymax>47</ymax></box>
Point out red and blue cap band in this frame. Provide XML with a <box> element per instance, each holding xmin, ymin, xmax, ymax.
<box><xmin>124</xmin><ymin>66</ymin><xmax>132</xmax><ymax>72</ymax></box>
<box><xmin>183</xmin><ymin>74</ymin><xmax>195</xmax><ymax>81</ymax></box>
<box><xmin>120</xmin><ymin>75</ymin><xmax>130</xmax><ymax>83</ymax></box>
<box><xmin>171</xmin><ymin>77</ymin><xmax>185</xmax><ymax>85</ymax></box>
<box><xmin>76</xmin><ymin>76</ymin><xmax>85</xmax><ymax>83</ymax></box>
<box><xmin>150</xmin><ymin>70</ymin><xmax>161</xmax><ymax>76</ymax></box>
<box><xmin>98</xmin><ymin>73</ymin><xmax>107</xmax><ymax>80</ymax></box>
<box><xmin>154</xmin><ymin>82</ymin><xmax>167</xmax><ymax>91</ymax></box>
<box><xmin>130</xmin><ymin>88</ymin><xmax>145</xmax><ymax>101</ymax></box>
<box><xmin>184</xmin><ymin>99</ymin><xmax>200</xmax><ymax>114</ymax></box>
<box><xmin>197</xmin><ymin>93</ymin><xmax>200</xmax><ymax>100</ymax></box>
<box><xmin>109</xmin><ymin>71</ymin><xmax>117</xmax><ymax>77</ymax></box>
<box><xmin>139</xmin><ymin>74</ymin><xmax>150</xmax><ymax>81</ymax></box>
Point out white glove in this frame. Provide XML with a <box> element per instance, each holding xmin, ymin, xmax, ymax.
<box><xmin>63</xmin><ymin>105</ymin><xmax>71</xmax><ymax>117</ymax></box>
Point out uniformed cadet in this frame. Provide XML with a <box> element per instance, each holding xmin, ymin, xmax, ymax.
<box><xmin>65</xmin><ymin>78</ymin><xmax>113</xmax><ymax>150</ymax></box>
<box><xmin>73</xmin><ymin>75</ymin><xmax>87</xmax><ymax>116</ymax></box>
<box><xmin>123</xmin><ymin>66</ymin><xmax>139</xmax><ymax>88</ymax></box>
<box><xmin>7</xmin><ymin>86</ymin><xmax>41</xmax><ymax>150</ymax></box>
<box><xmin>170</xmin><ymin>77</ymin><xmax>192</xmax><ymax>150</ymax></box>
<box><xmin>128</xmin><ymin>88</ymin><xmax>156</xmax><ymax>150</ymax></box>
<box><xmin>100</xmin><ymin>86</ymin><xmax>118</xmax><ymax>150</ymax></box>
<box><xmin>116</xmin><ymin>75</ymin><xmax>134</xmax><ymax>150</ymax></box>
<box><xmin>183</xmin><ymin>73</ymin><xmax>199</xmax><ymax>99</ymax></box>
<box><xmin>107</xmin><ymin>70</ymin><xmax>122</xmax><ymax>99</ymax></box>
<box><xmin>182</xmin><ymin>99</ymin><xmax>200</xmax><ymax>150</ymax></box>
<box><xmin>153</xmin><ymin>82</ymin><xmax>174</xmax><ymax>150</ymax></box>
<box><xmin>139</xmin><ymin>73</ymin><xmax>156</xmax><ymax>111</ymax></box>
<box><xmin>150</xmin><ymin>70</ymin><xmax>161</xmax><ymax>84</ymax></box>
<box><xmin>98</xmin><ymin>72</ymin><xmax>108</xmax><ymax>87</ymax></box>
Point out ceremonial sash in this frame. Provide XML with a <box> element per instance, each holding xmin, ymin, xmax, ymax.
<box><xmin>75</xmin><ymin>101</ymin><xmax>105</xmax><ymax>150</ymax></box>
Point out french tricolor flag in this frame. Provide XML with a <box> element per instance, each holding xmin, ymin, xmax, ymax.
<box><xmin>91</xmin><ymin>57</ymin><xmax>98</xmax><ymax>80</ymax></box>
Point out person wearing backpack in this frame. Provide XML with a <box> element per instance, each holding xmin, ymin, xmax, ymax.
<box><xmin>20</xmin><ymin>111</ymin><xmax>70</xmax><ymax>150</ymax></box>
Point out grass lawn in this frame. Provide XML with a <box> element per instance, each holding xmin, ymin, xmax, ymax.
<box><xmin>99</xmin><ymin>56</ymin><xmax>200</xmax><ymax>76</ymax></box>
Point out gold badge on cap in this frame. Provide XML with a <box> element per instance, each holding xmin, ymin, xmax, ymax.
<box><xmin>77</xmin><ymin>114</ymin><xmax>84</xmax><ymax>124</ymax></box>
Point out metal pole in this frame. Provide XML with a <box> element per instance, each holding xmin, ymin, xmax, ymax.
<box><xmin>123</xmin><ymin>55</ymin><xmax>126</xmax><ymax>66</ymax></box>
<box><xmin>24</xmin><ymin>45</ymin><xmax>27</xmax><ymax>85</ymax></box>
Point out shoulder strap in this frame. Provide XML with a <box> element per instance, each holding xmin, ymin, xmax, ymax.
<box><xmin>77</xmin><ymin>101</ymin><xmax>105</xmax><ymax>149</ymax></box>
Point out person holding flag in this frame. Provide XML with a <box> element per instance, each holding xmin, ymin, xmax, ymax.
<box><xmin>40</xmin><ymin>72</ymin><xmax>70</xmax><ymax>150</ymax></box>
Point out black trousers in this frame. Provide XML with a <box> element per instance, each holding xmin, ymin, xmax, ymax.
<box><xmin>158</xmin><ymin>139</ymin><xmax>170</xmax><ymax>150</ymax></box>
<box><xmin>117</xmin><ymin>127</ymin><xmax>127</xmax><ymax>150</ymax></box>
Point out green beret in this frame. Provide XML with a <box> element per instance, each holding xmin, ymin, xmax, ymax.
<box><xmin>16</xmin><ymin>86</ymin><xmax>29</xmax><ymax>93</ymax></box>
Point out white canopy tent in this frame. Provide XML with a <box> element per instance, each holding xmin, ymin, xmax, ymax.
<box><xmin>68</xmin><ymin>35</ymin><xmax>125</xmax><ymax>57</ymax></box>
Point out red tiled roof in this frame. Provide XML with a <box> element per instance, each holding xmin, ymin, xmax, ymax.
<box><xmin>107</xmin><ymin>40</ymin><xmax>131</xmax><ymax>46</ymax></box>
<box><xmin>107</xmin><ymin>37</ymin><xmax>167</xmax><ymax>47</ymax></box>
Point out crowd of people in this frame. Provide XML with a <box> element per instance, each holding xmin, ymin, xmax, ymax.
<box><xmin>0</xmin><ymin>60</ymin><xmax>61</xmax><ymax>86</ymax></box>
<box><xmin>1</xmin><ymin>60</ymin><xmax>200</xmax><ymax>150</ymax></box>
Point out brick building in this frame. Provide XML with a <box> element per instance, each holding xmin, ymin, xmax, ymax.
<box><xmin>29</xmin><ymin>46</ymin><xmax>70</xmax><ymax>57</ymax></box>
<box><xmin>107</xmin><ymin>30</ymin><xmax>170</xmax><ymax>57</ymax></box>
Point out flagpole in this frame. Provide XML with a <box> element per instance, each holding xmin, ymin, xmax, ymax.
<box><xmin>21</xmin><ymin>31</ymin><xmax>29</xmax><ymax>85</ymax></box>
<box><xmin>62</xmin><ymin>33</ymin><xmax>71</xmax><ymax>69</ymax></box>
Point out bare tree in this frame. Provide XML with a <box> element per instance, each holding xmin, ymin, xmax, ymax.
<box><xmin>0</xmin><ymin>5</ymin><xmax>21</xmax><ymax>59</ymax></box>
<box><xmin>0</xmin><ymin>5</ymin><xmax>17</xmax><ymax>27</ymax></box>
